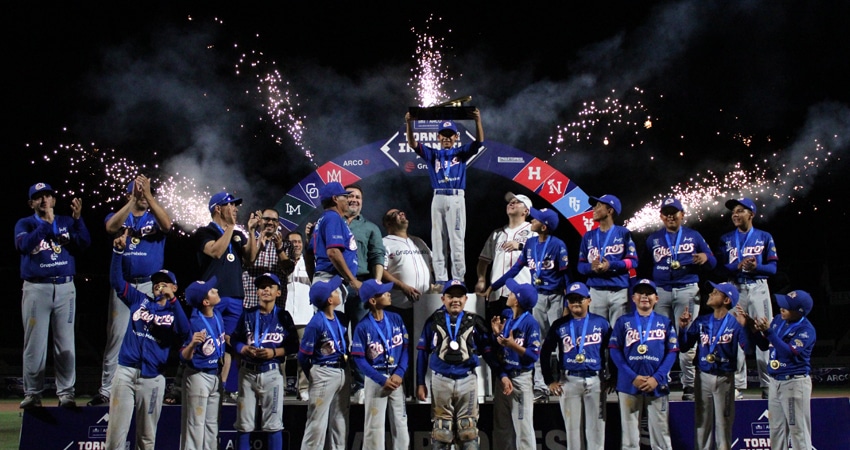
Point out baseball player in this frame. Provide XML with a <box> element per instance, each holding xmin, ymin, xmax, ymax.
<box><xmin>717</xmin><ymin>197</ymin><xmax>778</xmax><ymax>399</ymax></box>
<box><xmin>679</xmin><ymin>281</ymin><xmax>750</xmax><ymax>450</ymax></box>
<box><xmin>645</xmin><ymin>197</ymin><xmax>716</xmax><ymax>400</ymax></box>
<box><xmin>104</xmin><ymin>231</ymin><xmax>189</xmax><ymax>450</ymax></box>
<box><xmin>310</xmin><ymin>182</ymin><xmax>361</xmax><ymax>292</ymax></box>
<box><xmin>486</xmin><ymin>206</ymin><xmax>569</xmax><ymax>401</ymax></box>
<box><xmin>540</xmin><ymin>281</ymin><xmax>611</xmax><ymax>450</ymax></box>
<box><xmin>416</xmin><ymin>280</ymin><xmax>494</xmax><ymax>450</ymax></box>
<box><xmin>489</xmin><ymin>279</ymin><xmax>541</xmax><ymax>450</ymax></box>
<box><xmin>15</xmin><ymin>182</ymin><xmax>91</xmax><ymax>409</ymax></box>
<box><xmin>231</xmin><ymin>272</ymin><xmax>298</xmax><ymax>450</ymax></box>
<box><xmin>578</xmin><ymin>194</ymin><xmax>639</xmax><ymax>327</ymax></box>
<box><xmin>609</xmin><ymin>278</ymin><xmax>679</xmax><ymax>450</ymax></box>
<box><xmin>179</xmin><ymin>277</ymin><xmax>224</xmax><ymax>450</ymax></box>
<box><xmin>298</xmin><ymin>275</ymin><xmax>351</xmax><ymax>450</ymax></box>
<box><xmin>350</xmin><ymin>279</ymin><xmax>410</xmax><ymax>450</ymax></box>
<box><xmin>737</xmin><ymin>289</ymin><xmax>816</xmax><ymax>450</ymax></box>
<box><xmin>91</xmin><ymin>176</ymin><xmax>171</xmax><ymax>407</ymax></box>
<box><xmin>405</xmin><ymin>109</ymin><xmax>485</xmax><ymax>285</ymax></box>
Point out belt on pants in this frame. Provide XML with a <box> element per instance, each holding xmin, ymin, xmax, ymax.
<box><xmin>563</xmin><ymin>370</ymin><xmax>598</xmax><ymax>378</ymax></box>
<box><xmin>773</xmin><ymin>373</ymin><xmax>808</xmax><ymax>381</ymax></box>
<box><xmin>434</xmin><ymin>189</ymin><xmax>464</xmax><ymax>196</ymax></box>
<box><xmin>507</xmin><ymin>368</ymin><xmax>532</xmax><ymax>378</ymax></box>
<box><xmin>537</xmin><ymin>289</ymin><xmax>561</xmax><ymax>295</ymax></box>
<box><xmin>240</xmin><ymin>361</ymin><xmax>279</xmax><ymax>373</ymax></box>
<box><xmin>316</xmin><ymin>360</ymin><xmax>345</xmax><ymax>369</ymax></box>
<box><xmin>435</xmin><ymin>370</ymin><xmax>473</xmax><ymax>380</ymax></box>
<box><xmin>26</xmin><ymin>276</ymin><xmax>73</xmax><ymax>284</ymax></box>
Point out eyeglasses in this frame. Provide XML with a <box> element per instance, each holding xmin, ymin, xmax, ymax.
<box><xmin>262</xmin><ymin>217</ymin><xmax>279</xmax><ymax>222</ymax></box>
<box><xmin>388</xmin><ymin>210</ymin><xmax>404</xmax><ymax>218</ymax></box>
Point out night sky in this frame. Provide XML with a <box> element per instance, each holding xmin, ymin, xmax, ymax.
<box><xmin>5</xmin><ymin>2</ymin><xmax>850</xmax><ymax>358</ymax></box>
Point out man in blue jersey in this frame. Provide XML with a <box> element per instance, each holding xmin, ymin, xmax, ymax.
<box><xmin>310</xmin><ymin>182</ymin><xmax>361</xmax><ymax>292</ymax></box>
<box><xmin>405</xmin><ymin>109</ymin><xmax>485</xmax><ymax>286</ymax></box>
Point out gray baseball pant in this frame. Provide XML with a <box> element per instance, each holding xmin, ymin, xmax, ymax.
<box><xmin>21</xmin><ymin>280</ymin><xmax>76</xmax><ymax>398</ymax></box>
<box><xmin>104</xmin><ymin>365</ymin><xmax>165</xmax><ymax>450</ymax></box>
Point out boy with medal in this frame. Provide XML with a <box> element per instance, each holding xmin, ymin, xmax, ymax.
<box><xmin>489</xmin><ymin>279</ymin><xmax>541</xmax><ymax>450</ymax></box>
<box><xmin>737</xmin><ymin>289</ymin><xmax>816</xmax><ymax>450</ymax></box>
<box><xmin>299</xmin><ymin>275</ymin><xmax>351</xmax><ymax>450</ymax></box>
<box><xmin>231</xmin><ymin>273</ymin><xmax>298</xmax><ymax>450</ymax></box>
<box><xmin>679</xmin><ymin>281</ymin><xmax>750</xmax><ymax>450</ymax></box>
<box><xmin>416</xmin><ymin>280</ymin><xmax>494</xmax><ymax>450</ymax></box>
<box><xmin>609</xmin><ymin>279</ymin><xmax>679</xmax><ymax>450</ymax></box>
<box><xmin>179</xmin><ymin>277</ymin><xmax>225</xmax><ymax>450</ymax></box>
<box><xmin>351</xmin><ymin>279</ymin><xmax>410</xmax><ymax>450</ymax></box>
<box><xmin>540</xmin><ymin>282</ymin><xmax>611</xmax><ymax>450</ymax></box>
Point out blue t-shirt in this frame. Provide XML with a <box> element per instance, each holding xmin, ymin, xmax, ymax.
<box><xmin>578</xmin><ymin>225</ymin><xmax>639</xmax><ymax>289</ymax></box>
<box><xmin>609</xmin><ymin>311</ymin><xmax>679</xmax><ymax>396</ymax></box>
<box><xmin>351</xmin><ymin>311</ymin><xmax>409</xmax><ymax>386</ymax></box>
<box><xmin>311</xmin><ymin>209</ymin><xmax>358</xmax><ymax>275</ymax></box>
<box><xmin>105</xmin><ymin>210</ymin><xmax>167</xmax><ymax>280</ymax></box>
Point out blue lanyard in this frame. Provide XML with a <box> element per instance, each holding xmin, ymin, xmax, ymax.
<box><xmin>503</xmin><ymin>311</ymin><xmax>529</xmax><ymax>338</ymax></box>
<box><xmin>634</xmin><ymin>310</ymin><xmax>655</xmax><ymax>346</ymax></box>
<box><xmin>253</xmin><ymin>307</ymin><xmax>277</xmax><ymax>348</ymax></box>
<box><xmin>734</xmin><ymin>227</ymin><xmax>754</xmax><ymax>263</ymax></box>
<box><xmin>322</xmin><ymin>312</ymin><xmax>346</xmax><ymax>355</ymax></box>
<box><xmin>199</xmin><ymin>312</ymin><xmax>223</xmax><ymax>359</ymax></box>
<box><xmin>778</xmin><ymin>316</ymin><xmax>807</xmax><ymax>340</ymax></box>
<box><xmin>445</xmin><ymin>311</ymin><xmax>465</xmax><ymax>343</ymax></box>
<box><xmin>533</xmin><ymin>237</ymin><xmax>551</xmax><ymax>282</ymax></box>
<box><xmin>569</xmin><ymin>316</ymin><xmax>590</xmax><ymax>355</ymax></box>
<box><xmin>596</xmin><ymin>227</ymin><xmax>613</xmax><ymax>259</ymax></box>
<box><xmin>664</xmin><ymin>228</ymin><xmax>682</xmax><ymax>262</ymax></box>
<box><xmin>438</xmin><ymin>150</ymin><xmax>451</xmax><ymax>180</ymax></box>
<box><xmin>210</xmin><ymin>222</ymin><xmax>233</xmax><ymax>259</ymax></box>
<box><xmin>370</xmin><ymin>314</ymin><xmax>394</xmax><ymax>362</ymax></box>
<box><xmin>129</xmin><ymin>211</ymin><xmax>149</xmax><ymax>236</ymax></box>
<box><xmin>708</xmin><ymin>314</ymin><xmax>731</xmax><ymax>356</ymax></box>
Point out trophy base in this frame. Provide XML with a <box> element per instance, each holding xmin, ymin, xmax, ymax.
<box><xmin>408</xmin><ymin>106</ymin><xmax>477</xmax><ymax>120</ymax></box>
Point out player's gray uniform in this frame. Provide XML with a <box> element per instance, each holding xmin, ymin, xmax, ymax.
<box><xmin>180</xmin><ymin>367</ymin><xmax>221</xmax><ymax>450</ymax></box>
<box><xmin>363</xmin><ymin>376</ymin><xmax>409</xmax><ymax>450</ymax></box>
<box><xmin>301</xmin><ymin>365</ymin><xmax>350</xmax><ymax>449</ymax></box>
<box><xmin>431</xmin><ymin>191</ymin><xmax>467</xmax><ymax>281</ymax></box>
<box><xmin>656</xmin><ymin>284</ymin><xmax>699</xmax><ymax>387</ymax></box>
<box><xmin>102</xmin><ymin>280</ymin><xmax>152</xmax><ymax>397</ymax></box>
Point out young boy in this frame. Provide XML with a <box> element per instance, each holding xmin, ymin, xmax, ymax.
<box><xmin>231</xmin><ymin>273</ymin><xmax>298</xmax><ymax>450</ymax></box>
<box><xmin>738</xmin><ymin>289</ymin><xmax>816</xmax><ymax>450</ymax></box>
<box><xmin>104</xmin><ymin>231</ymin><xmax>189</xmax><ymax>450</ymax></box>
<box><xmin>679</xmin><ymin>281</ymin><xmax>749</xmax><ymax>450</ymax></box>
<box><xmin>489</xmin><ymin>278</ymin><xmax>541</xmax><ymax>450</ymax></box>
<box><xmin>609</xmin><ymin>278</ymin><xmax>679</xmax><ymax>450</ymax></box>
<box><xmin>350</xmin><ymin>279</ymin><xmax>410</xmax><ymax>450</ymax></box>
<box><xmin>540</xmin><ymin>281</ymin><xmax>611</xmax><ymax>450</ymax></box>
<box><xmin>180</xmin><ymin>277</ymin><xmax>225</xmax><ymax>450</ymax></box>
<box><xmin>298</xmin><ymin>275</ymin><xmax>350</xmax><ymax>450</ymax></box>
<box><xmin>417</xmin><ymin>280</ymin><xmax>493</xmax><ymax>450</ymax></box>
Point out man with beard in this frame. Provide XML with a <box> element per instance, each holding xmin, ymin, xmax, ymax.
<box><xmin>242</xmin><ymin>208</ymin><xmax>295</xmax><ymax>310</ymax></box>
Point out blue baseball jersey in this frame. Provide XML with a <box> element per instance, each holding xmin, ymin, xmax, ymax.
<box><xmin>416</xmin><ymin>307</ymin><xmax>494</xmax><ymax>384</ymax></box>
<box><xmin>311</xmin><ymin>209</ymin><xmax>358</xmax><ymax>275</ymax></box>
<box><xmin>578</xmin><ymin>225</ymin><xmax>639</xmax><ymax>289</ymax></box>
<box><xmin>717</xmin><ymin>227</ymin><xmax>778</xmax><ymax>282</ymax></box>
<box><xmin>297</xmin><ymin>310</ymin><xmax>349</xmax><ymax>369</ymax></box>
<box><xmin>181</xmin><ymin>309</ymin><xmax>226</xmax><ymax>373</ymax></box>
<box><xmin>750</xmin><ymin>315</ymin><xmax>816</xmax><ymax>378</ymax></box>
<box><xmin>492</xmin><ymin>235</ymin><xmax>569</xmax><ymax>293</ymax></box>
<box><xmin>15</xmin><ymin>214</ymin><xmax>91</xmax><ymax>279</ymax></box>
<box><xmin>232</xmin><ymin>306</ymin><xmax>298</xmax><ymax>367</ymax></box>
<box><xmin>609</xmin><ymin>312</ymin><xmax>679</xmax><ymax>396</ymax></box>
<box><xmin>493</xmin><ymin>309</ymin><xmax>541</xmax><ymax>377</ymax></box>
<box><xmin>194</xmin><ymin>223</ymin><xmax>249</xmax><ymax>298</ymax></box>
<box><xmin>414</xmin><ymin>141</ymin><xmax>482</xmax><ymax>190</ymax></box>
<box><xmin>646</xmin><ymin>226</ymin><xmax>716</xmax><ymax>289</ymax></box>
<box><xmin>110</xmin><ymin>250</ymin><xmax>189</xmax><ymax>378</ymax></box>
<box><xmin>680</xmin><ymin>312</ymin><xmax>749</xmax><ymax>374</ymax></box>
<box><xmin>105</xmin><ymin>210</ymin><xmax>167</xmax><ymax>280</ymax></box>
<box><xmin>351</xmin><ymin>311</ymin><xmax>409</xmax><ymax>386</ymax></box>
<box><xmin>540</xmin><ymin>313</ymin><xmax>610</xmax><ymax>384</ymax></box>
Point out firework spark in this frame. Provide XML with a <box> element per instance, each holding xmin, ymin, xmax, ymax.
<box><xmin>408</xmin><ymin>15</ymin><xmax>453</xmax><ymax>107</ymax></box>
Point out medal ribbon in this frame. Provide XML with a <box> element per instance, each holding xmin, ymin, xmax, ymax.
<box><xmin>370</xmin><ymin>314</ymin><xmax>394</xmax><ymax>365</ymax></box>
<box><xmin>596</xmin><ymin>227</ymin><xmax>613</xmax><ymax>260</ymax></box>
<box><xmin>533</xmin><ymin>236</ymin><xmax>551</xmax><ymax>284</ymax></box>
<box><xmin>210</xmin><ymin>222</ymin><xmax>233</xmax><ymax>260</ymax></box>
<box><xmin>734</xmin><ymin>227</ymin><xmax>754</xmax><ymax>265</ymax></box>
<box><xmin>253</xmin><ymin>307</ymin><xmax>277</xmax><ymax>348</ymax></box>
<box><xmin>322</xmin><ymin>312</ymin><xmax>346</xmax><ymax>357</ymax></box>
<box><xmin>569</xmin><ymin>316</ymin><xmax>591</xmax><ymax>357</ymax></box>
<box><xmin>664</xmin><ymin>228</ymin><xmax>683</xmax><ymax>266</ymax></box>
<box><xmin>503</xmin><ymin>311</ymin><xmax>530</xmax><ymax>338</ymax></box>
<box><xmin>635</xmin><ymin>310</ymin><xmax>655</xmax><ymax>348</ymax></box>
<box><xmin>708</xmin><ymin>314</ymin><xmax>731</xmax><ymax>357</ymax></box>
<box><xmin>445</xmin><ymin>310</ymin><xmax>465</xmax><ymax>344</ymax></box>
<box><xmin>438</xmin><ymin>150</ymin><xmax>451</xmax><ymax>183</ymax></box>
<box><xmin>199</xmin><ymin>312</ymin><xmax>224</xmax><ymax>359</ymax></box>
<box><xmin>771</xmin><ymin>317</ymin><xmax>807</xmax><ymax>360</ymax></box>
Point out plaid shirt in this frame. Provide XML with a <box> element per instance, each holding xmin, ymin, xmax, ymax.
<box><xmin>242</xmin><ymin>237</ymin><xmax>293</xmax><ymax>308</ymax></box>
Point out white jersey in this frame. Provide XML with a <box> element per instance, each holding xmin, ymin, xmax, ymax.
<box><xmin>479</xmin><ymin>222</ymin><xmax>536</xmax><ymax>301</ymax></box>
<box><xmin>383</xmin><ymin>235</ymin><xmax>433</xmax><ymax>309</ymax></box>
<box><xmin>286</xmin><ymin>257</ymin><xmax>314</xmax><ymax>325</ymax></box>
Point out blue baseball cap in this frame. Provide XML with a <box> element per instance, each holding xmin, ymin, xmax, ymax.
<box><xmin>254</xmin><ymin>272</ymin><xmax>281</xmax><ymax>288</ymax></box>
<box><xmin>185</xmin><ymin>277</ymin><xmax>217</xmax><ymax>308</ymax></box>
<box><xmin>438</xmin><ymin>121</ymin><xmax>458</xmax><ymax>135</ymax></box>
<box><xmin>566</xmin><ymin>281</ymin><xmax>591</xmax><ymax>300</ymax></box>
<box><xmin>709</xmin><ymin>281</ymin><xmax>740</xmax><ymax>308</ymax></box>
<box><xmin>28</xmin><ymin>182</ymin><xmax>54</xmax><ymax>199</ymax></box>
<box><xmin>530</xmin><ymin>207</ymin><xmax>559</xmax><ymax>231</ymax></box>
<box><xmin>208</xmin><ymin>192</ymin><xmax>242</xmax><ymax>212</ymax></box>
<box><xmin>360</xmin><ymin>279</ymin><xmax>394</xmax><ymax>303</ymax></box>
<box><xmin>634</xmin><ymin>278</ymin><xmax>657</xmax><ymax>294</ymax></box>
<box><xmin>151</xmin><ymin>269</ymin><xmax>177</xmax><ymax>286</ymax></box>
<box><xmin>506</xmin><ymin>278</ymin><xmax>538</xmax><ymax>311</ymax></box>
<box><xmin>319</xmin><ymin>182</ymin><xmax>352</xmax><ymax>202</ymax></box>
<box><xmin>310</xmin><ymin>275</ymin><xmax>343</xmax><ymax>308</ymax></box>
<box><xmin>775</xmin><ymin>290</ymin><xmax>813</xmax><ymax>316</ymax></box>
<box><xmin>442</xmin><ymin>279</ymin><xmax>468</xmax><ymax>295</ymax></box>
<box><xmin>725</xmin><ymin>197</ymin><xmax>757</xmax><ymax>215</ymax></box>
<box><xmin>590</xmin><ymin>194</ymin><xmax>622</xmax><ymax>216</ymax></box>
<box><xmin>659</xmin><ymin>197</ymin><xmax>683</xmax><ymax>213</ymax></box>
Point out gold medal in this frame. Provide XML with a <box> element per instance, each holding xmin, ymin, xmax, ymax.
<box><xmin>670</xmin><ymin>260</ymin><xmax>681</xmax><ymax>270</ymax></box>
<box><xmin>449</xmin><ymin>341</ymin><xmax>460</xmax><ymax>351</ymax></box>
<box><xmin>131</xmin><ymin>237</ymin><xmax>141</xmax><ymax>245</ymax></box>
<box><xmin>575</xmin><ymin>353</ymin><xmax>586</xmax><ymax>363</ymax></box>
<box><xmin>52</xmin><ymin>245</ymin><xmax>62</xmax><ymax>254</ymax></box>
<box><xmin>535</xmin><ymin>279</ymin><xmax>543</xmax><ymax>285</ymax></box>
<box><xmin>770</xmin><ymin>360</ymin><xmax>780</xmax><ymax>370</ymax></box>
<box><xmin>388</xmin><ymin>356</ymin><xmax>395</xmax><ymax>365</ymax></box>
<box><xmin>637</xmin><ymin>344</ymin><xmax>648</xmax><ymax>354</ymax></box>
<box><xmin>226</xmin><ymin>253</ymin><xmax>236</xmax><ymax>262</ymax></box>
<box><xmin>705</xmin><ymin>353</ymin><xmax>716</xmax><ymax>363</ymax></box>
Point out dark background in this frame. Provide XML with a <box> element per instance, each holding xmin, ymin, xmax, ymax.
<box><xmin>4</xmin><ymin>2</ymin><xmax>850</xmax><ymax>394</ymax></box>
